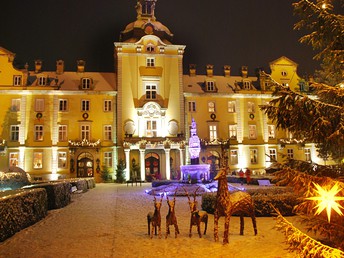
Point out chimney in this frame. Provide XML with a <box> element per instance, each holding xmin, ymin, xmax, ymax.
<box><xmin>77</xmin><ymin>60</ymin><xmax>86</xmax><ymax>73</ymax></box>
<box><xmin>189</xmin><ymin>64</ymin><xmax>196</xmax><ymax>76</ymax></box>
<box><xmin>223</xmin><ymin>65</ymin><xmax>231</xmax><ymax>77</ymax></box>
<box><xmin>206</xmin><ymin>64</ymin><xmax>214</xmax><ymax>77</ymax></box>
<box><xmin>241</xmin><ymin>66</ymin><xmax>248</xmax><ymax>78</ymax></box>
<box><xmin>35</xmin><ymin>60</ymin><xmax>42</xmax><ymax>73</ymax></box>
<box><xmin>56</xmin><ymin>60</ymin><xmax>64</xmax><ymax>74</ymax></box>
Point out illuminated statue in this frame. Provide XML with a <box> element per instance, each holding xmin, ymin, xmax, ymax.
<box><xmin>188</xmin><ymin>118</ymin><xmax>201</xmax><ymax>164</ymax></box>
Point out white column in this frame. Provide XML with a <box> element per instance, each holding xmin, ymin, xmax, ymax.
<box><xmin>139</xmin><ymin>149</ymin><xmax>145</xmax><ymax>180</ymax></box>
<box><xmin>124</xmin><ymin>149</ymin><xmax>130</xmax><ymax>180</ymax></box>
<box><xmin>165</xmin><ymin>149</ymin><xmax>171</xmax><ymax>180</ymax></box>
<box><xmin>179</xmin><ymin>148</ymin><xmax>184</xmax><ymax>166</ymax></box>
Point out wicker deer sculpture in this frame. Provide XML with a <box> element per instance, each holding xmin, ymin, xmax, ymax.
<box><xmin>165</xmin><ymin>191</ymin><xmax>180</xmax><ymax>238</ymax></box>
<box><xmin>214</xmin><ymin>168</ymin><xmax>257</xmax><ymax>244</ymax></box>
<box><xmin>147</xmin><ymin>194</ymin><xmax>163</xmax><ymax>238</ymax></box>
<box><xmin>183</xmin><ymin>186</ymin><xmax>208</xmax><ymax>238</ymax></box>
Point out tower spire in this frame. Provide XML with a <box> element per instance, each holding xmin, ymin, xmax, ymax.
<box><xmin>136</xmin><ymin>0</ymin><xmax>157</xmax><ymax>21</ymax></box>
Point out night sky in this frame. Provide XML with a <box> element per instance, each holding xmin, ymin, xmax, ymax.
<box><xmin>0</xmin><ymin>0</ymin><xmax>319</xmax><ymax>76</ymax></box>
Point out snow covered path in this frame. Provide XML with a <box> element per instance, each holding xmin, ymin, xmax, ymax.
<box><xmin>0</xmin><ymin>183</ymin><xmax>295</xmax><ymax>258</ymax></box>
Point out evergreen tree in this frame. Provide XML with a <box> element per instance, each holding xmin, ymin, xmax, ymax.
<box><xmin>115</xmin><ymin>159</ymin><xmax>126</xmax><ymax>183</ymax></box>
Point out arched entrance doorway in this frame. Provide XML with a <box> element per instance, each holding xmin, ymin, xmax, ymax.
<box><xmin>77</xmin><ymin>152</ymin><xmax>94</xmax><ymax>177</ymax></box>
<box><xmin>145</xmin><ymin>152</ymin><xmax>160</xmax><ymax>181</ymax></box>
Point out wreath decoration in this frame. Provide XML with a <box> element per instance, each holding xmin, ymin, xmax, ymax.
<box><xmin>249</xmin><ymin>113</ymin><xmax>255</xmax><ymax>120</ymax></box>
<box><xmin>36</xmin><ymin>112</ymin><xmax>43</xmax><ymax>120</ymax></box>
<box><xmin>210</xmin><ymin>113</ymin><xmax>216</xmax><ymax>120</ymax></box>
<box><xmin>82</xmin><ymin>113</ymin><xmax>89</xmax><ymax>120</ymax></box>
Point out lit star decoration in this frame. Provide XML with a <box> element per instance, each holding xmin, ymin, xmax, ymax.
<box><xmin>307</xmin><ymin>182</ymin><xmax>344</xmax><ymax>222</ymax></box>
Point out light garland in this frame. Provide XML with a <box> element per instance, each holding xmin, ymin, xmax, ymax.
<box><xmin>68</xmin><ymin>139</ymin><xmax>100</xmax><ymax>147</ymax></box>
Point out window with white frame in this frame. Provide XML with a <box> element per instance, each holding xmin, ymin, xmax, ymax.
<box><xmin>34</xmin><ymin>125</ymin><xmax>44</xmax><ymax>141</ymax></box>
<box><xmin>243</xmin><ymin>80</ymin><xmax>251</xmax><ymax>90</ymax></box>
<box><xmin>37</xmin><ymin>76</ymin><xmax>47</xmax><ymax>86</ymax></box>
<box><xmin>35</xmin><ymin>99</ymin><xmax>45</xmax><ymax>112</ymax></box>
<box><xmin>13</xmin><ymin>75</ymin><xmax>22</xmax><ymax>86</ymax></box>
<box><xmin>209</xmin><ymin>125</ymin><xmax>217</xmax><ymax>141</ymax></box>
<box><xmin>81</xmin><ymin>124</ymin><xmax>91</xmax><ymax>140</ymax></box>
<box><xmin>248</xmin><ymin>125</ymin><xmax>257</xmax><ymax>139</ymax></box>
<box><xmin>11</xmin><ymin>99</ymin><xmax>21</xmax><ymax>112</ymax></box>
<box><xmin>250</xmin><ymin>149</ymin><xmax>258</xmax><ymax>164</ymax></box>
<box><xmin>208</xmin><ymin>101</ymin><xmax>215</xmax><ymax>113</ymax></box>
<box><xmin>59</xmin><ymin>99</ymin><xmax>68</xmax><ymax>112</ymax></box>
<box><xmin>146</xmin><ymin>120</ymin><xmax>157</xmax><ymax>137</ymax></box>
<box><xmin>206</xmin><ymin>81</ymin><xmax>215</xmax><ymax>91</ymax></box>
<box><xmin>228</xmin><ymin>125</ymin><xmax>237</xmax><ymax>139</ymax></box>
<box><xmin>10</xmin><ymin>125</ymin><xmax>19</xmax><ymax>141</ymax></box>
<box><xmin>188</xmin><ymin>101</ymin><xmax>196</xmax><ymax>112</ymax></box>
<box><xmin>33</xmin><ymin>152</ymin><xmax>43</xmax><ymax>169</ymax></box>
<box><xmin>58</xmin><ymin>151</ymin><xmax>67</xmax><ymax>168</ymax></box>
<box><xmin>104</xmin><ymin>100</ymin><xmax>112</xmax><ymax>112</ymax></box>
<box><xmin>146</xmin><ymin>57</ymin><xmax>155</xmax><ymax>67</ymax></box>
<box><xmin>287</xmin><ymin>148</ymin><xmax>294</xmax><ymax>159</ymax></box>
<box><xmin>268</xmin><ymin>148</ymin><xmax>277</xmax><ymax>162</ymax></box>
<box><xmin>81</xmin><ymin>100</ymin><xmax>90</xmax><ymax>111</ymax></box>
<box><xmin>248</xmin><ymin>102</ymin><xmax>255</xmax><ymax>113</ymax></box>
<box><xmin>268</xmin><ymin>125</ymin><xmax>276</xmax><ymax>139</ymax></box>
<box><xmin>58</xmin><ymin>125</ymin><xmax>68</xmax><ymax>142</ymax></box>
<box><xmin>146</xmin><ymin>45</ymin><xmax>155</xmax><ymax>52</ymax></box>
<box><xmin>230</xmin><ymin>149</ymin><xmax>238</xmax><ymax>165</ymax></box>
<box><xmin>104</xmin><ymin>125</ymin><xmax>112</xmax><ymax>141</ymax></box>
<box><xmin>227</xmin><ymin>101</ymin><xmax>236</xmax><ymax>113</ymax></box>
<box><xmin>305</xmin><ymin>148</ymin><xmax>311</xmax><ymax>162</ymax></box>
<box><xmin>145</xmin><ymin>84</ymin><xmax>157</xmax><ymax>100</ymax></box>
<box><xmin>104</xmin><ymin>152</ymin><xmax>113</xmax><ymax>167</ymax></box>
<box><xmin>9</xmin><ymin>152</ymin><xmax>19</xmax><ymax>167</ymax></box>
<box><xmin>81</xmin><ymin>78</ymin><xmax>92</xmax><ymax>89</ymax></box>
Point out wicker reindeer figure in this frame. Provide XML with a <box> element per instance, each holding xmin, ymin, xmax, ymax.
<box><xmin>165</xmin><ymin>191</ymin><xmax>180</xmax><ymax>238</ymax></box>
<box><xmin>147</xmin><ymin>194</ymin><xmax>163</xmax><ymax>238</ymax></box>
<box><xmin>214</xmin><ymin>168</ymin><xmax>257</xmax><ymax>244</ymax></box>
<box><xmin>183</xmin><ymin>186</ymin><xmax>208</xmax><ymax>238</ymax></box>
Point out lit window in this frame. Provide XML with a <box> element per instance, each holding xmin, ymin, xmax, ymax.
<box><xmin>287</xmin><ymin>148</ymin><xmax>294</xmax><ymax>159</ymax></box>
<box><xmin>206</xmin><ymin>81</ymin><xmax>215</xmax><ymax>91</ymax></box>
<box><xmin>59</xmin><ymin>99</ymin><xmax>68</xmax><ymax>111</ymax></box>
<box><xmin>268</xmin><ymin>125</ymin><xmax>275</xmax><ymax>139</ymax></box>
<box><xmin>104</xmin><ymin>125</ymin><xmax>112</xmax><ymax>141</ymax></box>
<box><xmin>250</xmin><ymin>149</ymin><xmax>258</xmax><ymax>164</ymax></box>
<box><xmin>229</xmin><ymin>125</ymin><xmax>237</xmax><ymax>139</ymax></box>
<box><xmin>228</xmin><ymin>101</ymin><xmax>236</xmax><ymax>113</ymax></box>
<box><xmin>268</xmin><ymin>149</ymin><xmax>277</xmax><ymax>162</ymax></box>
<box><xmin>230</xmin><ymin>149</ymin><xmax>238</xmax><ymax>165</ymax></box>
<box><xmin>34</xmin><ymin>125</ymin><xmax>44</xmax><ymax>141</ymax></box>
<box><xmin>208</xmin><ymin>102</ymin><xmax>215</xmax><ymax>113</ymax></box>
<box><xmin>146</xmin><ymin>120</ymin><xmax>157</xmax><ymax>137</ymax></box>
<box><xmin>248</xmin><ymin>125</ymin><xmax>257</xmax><ymax>139</ymax></box>
<box><xmin>145</xmin><ymin>84</ymin><xmax>157</xmax><ymax>99</ymax></box>
<box><xmin>248</xmin><ymin>102</ymin><xmax>255</xmax><ymax>113</ymax></box>
<box><xmin>58</xmin><ymin>152</ymin><xmax>67</xmax><ymax>168</ymax></box>
<box><xmin>81</xmin><ymin>100</ymin><xmax>90</xmax><ymax>111</ymax></box>
<box><xmin>10</xmin><ymin>125</ymin><xmax>19</xmax><ymax>141</ymax></box>
<box><xmin>146</xmin><ymin>57</ymin><xmax>155</xmax><ymax>67</ymax></box>
<box><xmin>37</xmin><ymin>76</ymin><xmax>47</xmax><ymax>86</ymax></box>
<box><xmin>58</xmin><ymin>125</ymin><xmax>68</xmax><ymax>142</ymax></box>
<box><xmin>81</xmin><ymin>78</ymin><xmax>92</xmax><ymax>89</ymax></box>
<box><xmin>81</xmin><ymin>124</ymin><xmax>90</xmax><ymax>140</ymax></box>
<box><xmin>188</xmin><ymin>101</ymin><xmax>196</xmax><ymax>112</ymax></box>
<box><xmin>35</xmin><ymin>99</ymin><xmax>45</xmax><ymax>112</ymax></box>
<box><xmin>209</xmin><ymin>125</ymin><xmax>217</xmax><ymax>141</ymax></box>
<box><xmin>11</xmin><ymin>99</ymin><xmax>21</xmax><ymax>112</ymax></box>
<box><xmin>33</xmin><ymin>152</ymin><xmax>43</xmax><ymax>169</ymax></box>
<box><xmin>104</xmin><ymin>100</ymin><xmax>112</xmax><ymax>112</ymax></box>
<box><xmin>9</xmin><ymin>152</ymin><xmax>19</xmax><ymax>167</ymax></box>
<box><xmin>13</xmin><ymin>75</ymin><xmax>22</xmax><ymax>86</ymax></box>
<box><xmin>305</xmin><ymin>148</ymin><xmax>311</xmax><ymax>162</ymax></box>
<box><xmin>104</xmin><ymin>152</ymin><xmax>113</xmax><ymax>167</ymax></box>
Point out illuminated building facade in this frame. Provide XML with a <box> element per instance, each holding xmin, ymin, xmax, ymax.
<box><xmin>0</xmin><ymin>0</ymin><xmax>324</xmax><ymax>181</ymax></box>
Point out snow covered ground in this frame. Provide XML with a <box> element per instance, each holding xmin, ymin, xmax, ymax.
<box><xmin>0</xmin><ymin>183</ymin><xmax>297</xmax><ymax>258</ymax></box>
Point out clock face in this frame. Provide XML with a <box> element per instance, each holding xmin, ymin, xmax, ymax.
<box><xmin>209</xmin><ymin>102</ymin><xmax>214</xmax><ymax>107</ymax></box>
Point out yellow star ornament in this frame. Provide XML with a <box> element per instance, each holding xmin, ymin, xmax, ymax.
<box><xmin>306</xmin><ymin>182</ymin><xmax>344</xmax><ymax>222</ymax></box>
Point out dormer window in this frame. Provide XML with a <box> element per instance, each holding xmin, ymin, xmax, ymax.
<box><xmin>37</xmin><ymin>76</ymin><xmax>47</xmax><ymax>86</ymax></box>
<box><xmin>243</xmin><ymin>80</ymin><xmax>251</xmax><ymax>90</ymax></box>
<box><xmin>281</xmin><ymin>70</ymin><xmax>288</xmax><ymax>77</ymax></box>
<box><xmin>206</xmin><ymin>81</ymin><xmax>215</xmax><ymax>91</ymax></box>
<box><xmin>13</xmin><ymin>75</ymin><xmax>22</xmax><ymax>86</ymax></box>
<box><xmin>81</xmin><ymin>78</ymin><xmax>92</xmax><ymax>90</ymax></box>
<box><xmin>146</xmin><ymin>57</ymin><xmax>155</xmax><ymax>67</ymax></box>
<box><xmin>146</xmin><ymin>45</ymin><xmax>155</xmax><ymax>53</ymax></box>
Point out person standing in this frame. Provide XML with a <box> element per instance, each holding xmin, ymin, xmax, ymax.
<box><xmin>238</xmin><ymin>169</ymin><xmax>244</xmax><ymax>185</ymax></box>
<box><xmin>245</xmin><ymin>168</ymin><xmax>251</xmax><ymax>185</ymax></box>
